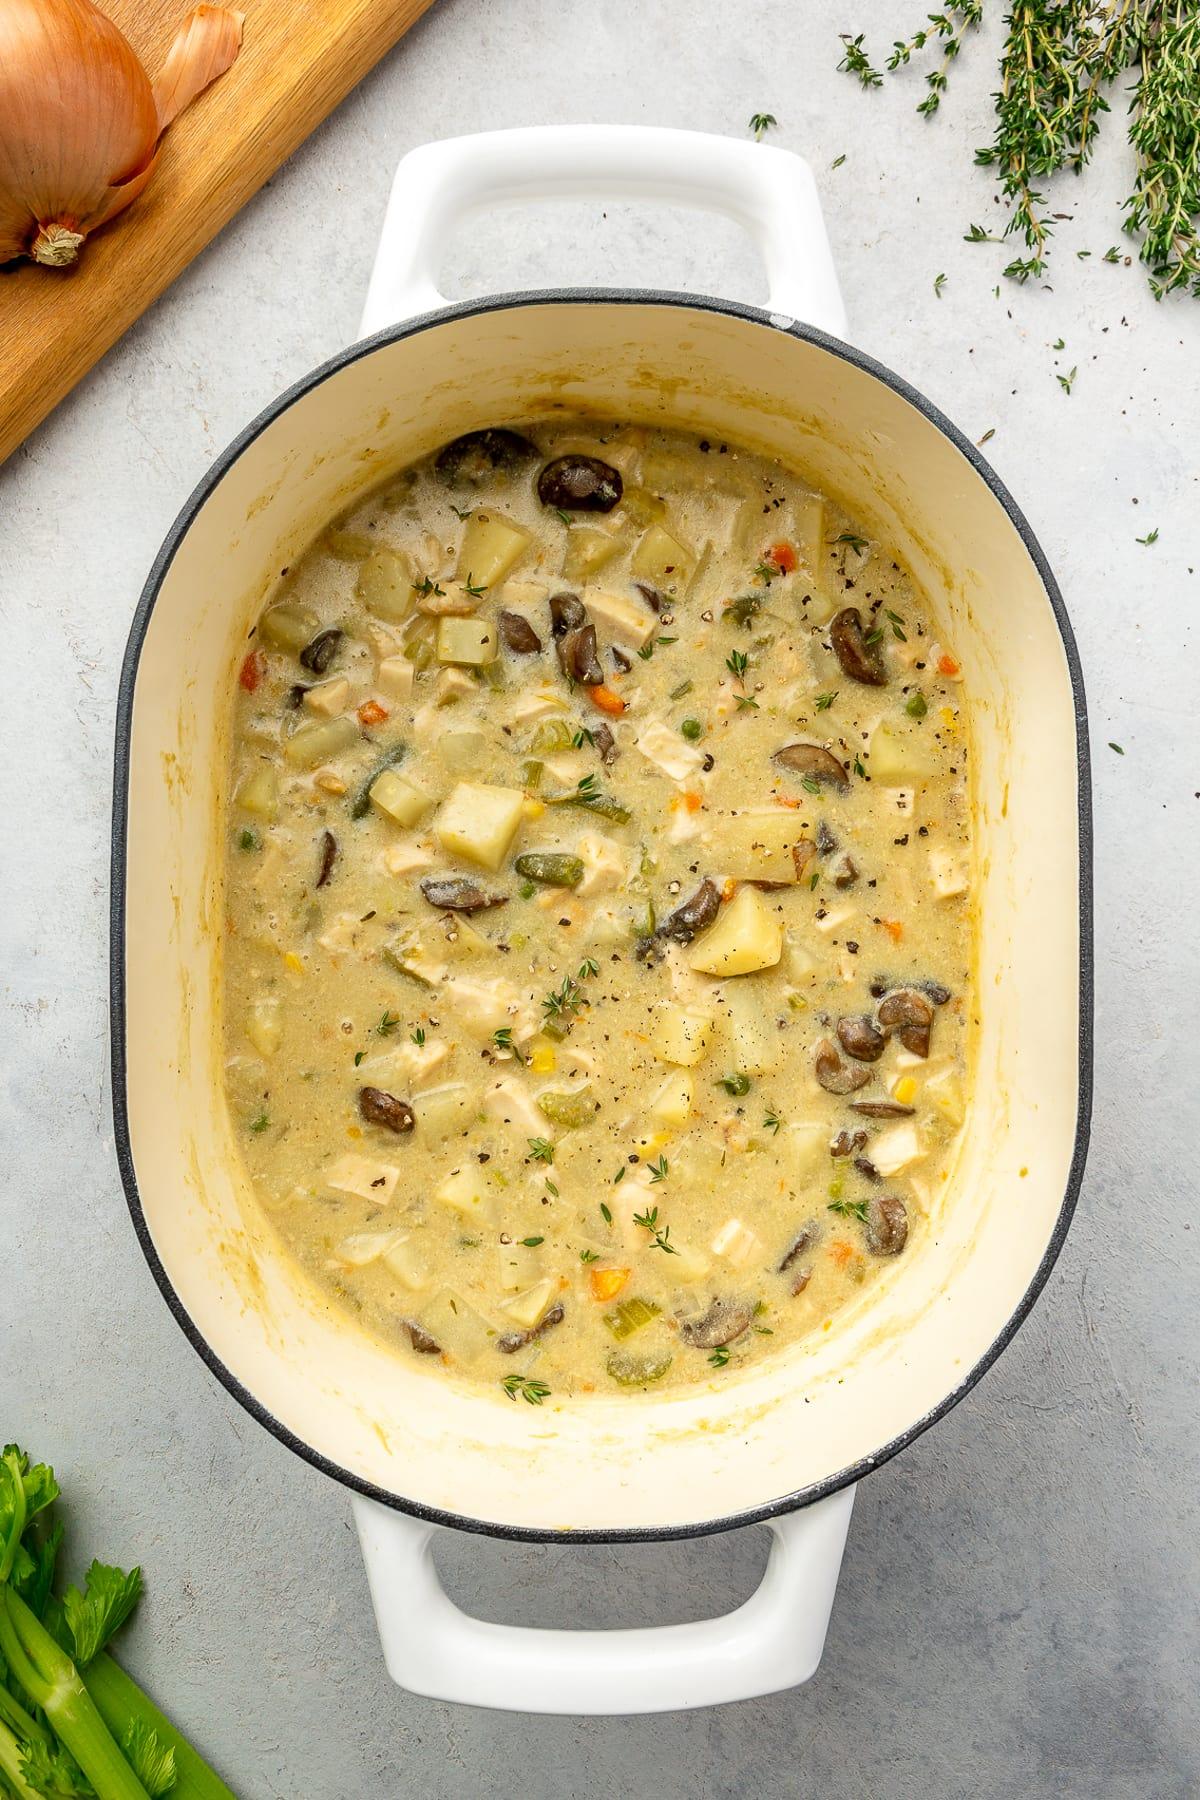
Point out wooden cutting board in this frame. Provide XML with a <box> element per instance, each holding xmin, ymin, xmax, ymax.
<box><xmin>0</xmin><ymin>0</ymin><xmax>436</xmax><ymax>467</ymax></box>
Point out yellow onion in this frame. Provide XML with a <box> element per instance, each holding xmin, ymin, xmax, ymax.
<box><xmin>0</xmin><ymin>0</ymin><xmax>242</xmax><ymax>267</ymax></box>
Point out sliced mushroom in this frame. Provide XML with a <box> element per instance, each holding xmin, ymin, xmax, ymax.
<box><xmin>779</xmin><ymin>1220</ymin><xmax>822</xmax><ymax>1272</ymax></box>
<box><xmin>866</xmin><ymin>1195</ymin><xmax>908</xmax><ymax>1257</ymax></box>
<box><xmin>299</xmin><ymin>627</ymin><xmax>343</xmax><ymax>675</ymax></box>
<box><xmin>814</xmin><ymin>1037</ymin><xmax>872</xmax><ymax>1094</ymax></box>
<box><xmin>850</xmin><ymin>1098</ymin><xmax>916</xmax><ymax>1119</ymax></box>
<box><xmin>830</xmin><ymin>1128</ymin><xmax>868</xmax><ymax>1158</ymax></box>
<box><xmin>420</xmin><ymin>877</ymin><xmax>507</xmax><ymax>912</ymax></box>
<box><xmin>610</xmin><ymin>645</ymin><xmax>632</xmax><ymax>673</ymax></box>
<box><xmin>676</xmin><ymin>1297</ymin><xmax>755</xmax><ymax>1349</ymax></box>
<box><xmin>634</xmin><ymin>581</ymin><xmax>666</xmax><ymax>613</ymax></box>
<box><xmin>853</xmin><ymin>1155</ymin><xmax>881</xmax><ymax>1183</ymax></box>
<box><xmin>496</xmin><ymin>1302</ymin><xmax>565</xmax><ymax>1355</ymax></box>
<box><xmin>836</xmin><ymin>1015</ymin><xmax>885</xmax><ymax>1062</ymax></box>
<box><xmin>816</xmin><ymin>820</ymin><xmax>838</xmax><ymax>857</ymax></box>
<box><xmin>922</xmin><ymin>979</ymin><xmax>953</xmax><ymax>1006</ymax></box>
<box><xmin>435</xmin><ymin>428</ymin><xmax>538</xmax><ymax>485</ymax></box>
<box><xmin>548</xmin><ymin>591</ymin><xmax>586</xmax><ymax>637</ymax></box>
<box><xmin>399</xmin><ymin>1318</ymin><xmax>442</xmax><ymax>1354</ymax></box>
<box><xmin>498</xmin><ymin>610</ymin><xmax>543</xmax><ymax>654</ymax></box>
<box><xmin>315</xmin><ymin>829</ymin><xmax>338</xmax><ymax>890</ymax></box>
<box><xmin>877</xmin><ymin>987</ymin><xmax>934</xmax><ymax>1057</ymax></box>
<box><xmin>538</xmin><ymin>455</ymin><xmax>623</xmax><ymax>513</ymax></box>
<box><xmin>789</xmin><ymin>1267</ymin><xmax>813</xmax><ymax>1296</ymax></box>
<box><xmin>358</xmin><ymin>1088</ymin><xmax>415</xmax><ymax>1135</ymax></box>
<box><xmin>657</xmin><ymin>878</ymin><xmax>721</xmax><ymax>945</ymax></box>
<box><xmin>773</xmin><ymin>742</ymin><xmax>850</xmax><ymax>792</ymax></box>
<box><xmin>558</xmin><ymin>622</ymin><xmax>604</xmax><ymax>685</ymax></box>
<box><xmin>593</xmin><ymin>721</ymin><xmax>618</xmax><ymax>765</ymax></box>
<box><xmin>791</xmin><ymin>838</ymin><xmax>817</xmax><ymax>881</ymax></box>
<box><xmin>829</xmin><ymin>608</ymin><xmax>886</xmax><ymax>686</ymax></box>
<box><xmin>831</xmin><ymin>852</ymin><xmax>859</xmax><ymax>889</ymax></box>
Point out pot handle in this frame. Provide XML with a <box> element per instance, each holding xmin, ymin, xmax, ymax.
<box><xmin>359</xmin><ymin>125</ymin><xmax>845</xmax><ymax>339</ymax></box>
<box><xmin>352</xmin><ymin>1485</ymin><xmax>854</xmax><ymax>1714</ymax></box>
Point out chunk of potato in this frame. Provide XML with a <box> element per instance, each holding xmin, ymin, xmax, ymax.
<box><xmin>720</xmin><ymin>980</ymin><xmax>781</xmax><ymax>1074</ymax></box>
<box><xmin>381</xmin><ymin>1233</ymin><xmax>431</xmax><ymax>1290</ymax></box>
<box><xmin>258</xmin><ymin>602</ymin><xmax>316</xmax><ymax>652</ymax></box>
<box><xmin>324</xmin><ymin>1153</ymin><xmax>401</xmax><ymax>1205</ymax></box>
<box><xmin>236</xmin><ymin>765</ymin><xmax>279</xmax><ymax>820</ymax></box>
<box><xmin>502</xmin><ymin>1278</ymin><xmax>557</xmax><ymax>1329</ymax></box>
<box><xmin>869</xmin><ymin>722</ymin><xmax>938</xmax><ymax>785</ymax></box>
<box><xmin>497</xmin><ymin>1241</ymin><xmax>543</xmax><ymax>1293</ymax></box>
<box><xmin>370</xmin><ymin>768</ymin><xmax>433</xmax><ymax>828</ymax></box>
<box><xmin>358</xmin><ymin>548</ymin><xmax>415</xmax><ymax>623</ymax></box>
<box><xmin>651</xmin><ymin>1070</ymin><xmax>693</xmax><ymax>1126</ymax></box>
<box><xmin>710</xmin><ymin>810</ymin><xmax>812</xmax><ymax>883</ymax></box>
<box><xmin>436</xmin><ymin>616</ymin><xmax>497</xmax><ymax>666</ymax></box>
<box><xmin>631</xmin><ymin>523</ymin><xmax>694</xmax><ymax>590</ymax></box>
<box><xmin>435</xmin><ymin>1164</ymin><xmax>492</xmax><ymax>1220</ymax></box>
<box><xmin>283</xmin><ymin>714</ymin><xmax>359</xmax><ymax>769</ymax></box>
<box><xmin>688</xmin><ymin>885</ymin><xmax>783</xmax><ymax>977</ymax></box>
<box><xmin>245</xmin><ymin>993</ymin><xmax>282</xmax><ymax>1057</ymax></box>
<box><xmin>418</xmin><ymin>1289</ymin><xmax>490</xmax><ymax>1360</ymax></box>
<box><xmin>922</xmin><ymin>1064</ymin><xmax>965</xmax><ymax>1126</ymax></box>
<box><xmin>654</xmin><ymin>1007</ymin><xmax>713</xmax><ymax>1067</ymax></box>
<box><xmin>434</xmin><ymin>781</ymin><xmax>525</xmax><ymax>870</ymax></box>
<box><xmin>562</xmin><ymin>526</ymin><xmax>622</xmax><ymax>583</ymax></box>
<box><xmin>455</xmin><ymin>511</ymin><xmax>531</xmax><ymax>587</ymax></box>
<box><xmin>377</xmin><ymin>655</ymin><xmax>415</xmax><ymax>701</ymax></box>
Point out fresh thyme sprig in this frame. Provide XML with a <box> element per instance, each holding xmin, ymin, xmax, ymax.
<box><xmin>838</xmin><ymin>2</ymin><xmax>1200</xmax><ymax>298</ymax></box>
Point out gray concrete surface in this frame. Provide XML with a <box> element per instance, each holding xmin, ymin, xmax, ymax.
<box><xmin>2</xmin><ymin>2</ymin><xmax>1197</xmax><ymax>1795</ymax></box>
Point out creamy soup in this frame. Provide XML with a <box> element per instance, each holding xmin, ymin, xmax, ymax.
<box><xmin>223</xmin><ymin>421</ymin><xmax>973</xmax><ymax>1399</ymax></box>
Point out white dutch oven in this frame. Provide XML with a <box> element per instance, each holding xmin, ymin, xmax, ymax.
<box><xmin>112</xmin><ymin>127</ymin><xmax>1092</xmax><ymax>1714</ymax></box>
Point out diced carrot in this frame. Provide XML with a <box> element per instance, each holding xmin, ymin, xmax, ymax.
<box><xmin>882</xmin><ymin>918</ymin><xmax>904</xmax><ymax>943</ymax></box>
<box><xmin>767</xmin><ymin>540</ymin><xmax>798</xmax><ymax>573</ymax></box>
<box><xmin>937</xmin><ymin>652</ymin><xmax>961</xmax><ymax>678</ymax></box>
<box><xmin>238</xmin><ymin>650</ymin><xmax>265</xmax><ymax>692</ymax></box>
<box><xmin>683</xmin><ymin>789</ymin><xmax>703</xmax><ymax>813</ymax></box>
<box><xmin>590</xmin><ymin>1267</ymin><xmax>630</xmax><ymax>1302</ymax></box>
<box><xmin>357</xmin><ymin>699</ymin><xmax>389</xmax><ymax>727</ymax></box>
<box><xmin>586</xmin><ymin>683</ymin><xmax>626</xmax><ymax>717</ymax></box>
<box><xmin>830</xmin><ymin>1239</ymin><xmax>854</xmax><ymax>1266</ymax></box>
<box><xmin>776</xmin><ymin>794</ymin><xmax>802</xmax><ymax>809</ymax></box>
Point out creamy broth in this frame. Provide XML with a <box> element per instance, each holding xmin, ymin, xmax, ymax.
<box><xmin>223</xmin><ymin>421</ymin><xmax>973</xmax><ymax>1398</ymax></box>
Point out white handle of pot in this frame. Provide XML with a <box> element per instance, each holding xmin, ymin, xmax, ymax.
<box><xmin>359</xmin><ymin>125</ymin><xmax>846</xmax><ymax>339</ymax></box>
<box><xmin>353</xmin><ymin>1486</ymin><xmax>854</xmax><ymax>1714</ymax></box>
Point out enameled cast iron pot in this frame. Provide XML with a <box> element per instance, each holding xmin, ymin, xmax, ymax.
<box><xmin>112</xmin><ymin>127</ymin><xmax>1092</xmax><ymax>1714</ymax></box>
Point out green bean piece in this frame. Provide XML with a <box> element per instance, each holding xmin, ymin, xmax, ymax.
<box><xmin>350</xmin><ymin>741</ymin><xmax>406</xmax><ymax>819</ymax></box>
<box><xmin>514</xmin><ymin>852</ymin><xmax>586</xmax><ymax>889</ymax></box>
<box><xmin>535</xmin><ymin>1085</ymin><xmax>595</xmax><ymax>1128</ymax></box>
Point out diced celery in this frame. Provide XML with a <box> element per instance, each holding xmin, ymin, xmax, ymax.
<box><xmin>603</xmin><ymin>1297</ymin><xmax>661</xmax><ymax>1340</ymax></box>
<box><xmin>535</xmin><ymin>1086</ymin><xmax>595</xmax><ymax>1129</ymax></box>
<box><xmin>606</xmin><ymin>1348</ymin><xmax>672</xmax><ymax>1386</ymax></box>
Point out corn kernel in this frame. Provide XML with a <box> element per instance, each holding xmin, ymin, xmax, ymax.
<box><xmin>523</xmin><ymin>799</ymin><xmax>546</xmax><ymax>820</ymax></box>
<box><xmin>894</xmin><ymin>1076</ymin><xmax>918</xmax><ymax>1106</ymax></box>
<box><xmin>939</xmin><ymin>707</ymin><xmax>958</xmax><ymax>730</ymax></box>
<box><xmin>314</xmin><ymin>770</ymin><xmax>348</xmax><ymax>794</ymax></box>
<box><xmin>529</xmin><ymin>1044</ymin><xmax>557</xmax><ymax>1074</ymax></box>
<box><xmin>283</xmin><ymin>951</ymin><xmax>304</xmax><ymax>974</ymax></box>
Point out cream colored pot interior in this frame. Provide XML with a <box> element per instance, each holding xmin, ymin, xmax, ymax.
<box><xmin>120</xmin><ymin>301</ymin><xmax>1082</xmax><ymax>1532</ymax></box>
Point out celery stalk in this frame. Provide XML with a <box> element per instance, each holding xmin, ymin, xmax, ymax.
<box><xmin>0</xmin><ymin>1588</ymin><xmax>150</xmax><ymax>1800</ymax></box>
<box><xmin>84</xmin><ymin>1652</ymin><xmax>238</xmax><ymax>1800</ymax></box>
<box><xmin>0</xmin><ymin>1717</ymin><xmax>42</xmax><ymax>1800</ymax></box>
